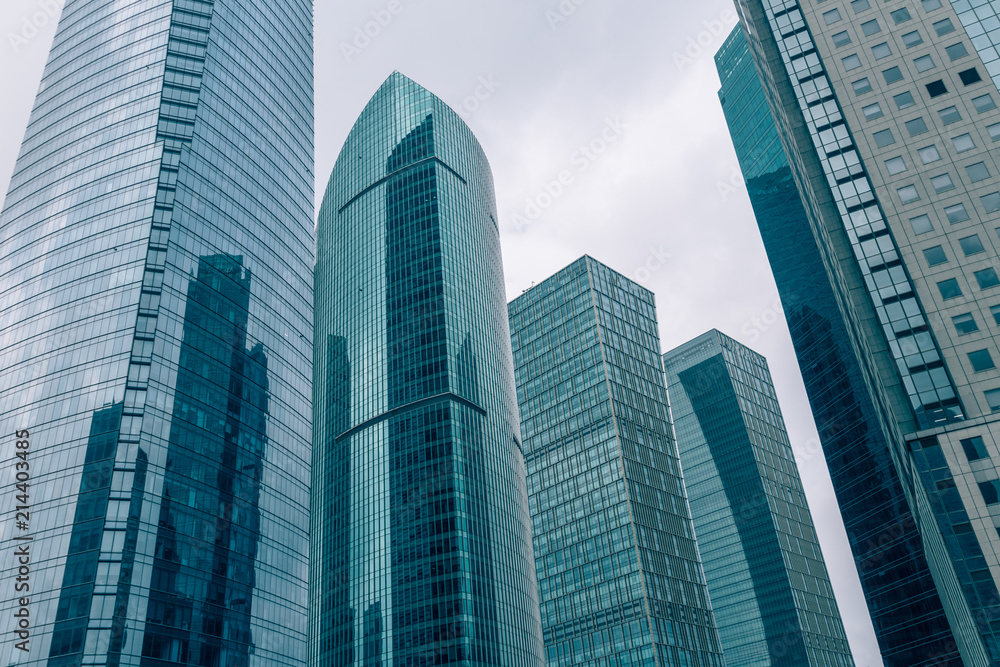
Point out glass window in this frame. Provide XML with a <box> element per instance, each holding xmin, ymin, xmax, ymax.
<box><xmin>863</xmin><ymin>103</ymin><xmax>884</xmax><ymax>120</ymax></box>
<box><xmin>967</xmin><ymin>162</ymin><xmax>991</xmax><ymax>183</ymax></box>
<box><xmin>861</xmin><ymin>19</ymin><xmax>881</xmax><ymax>36</ymax></box>
<box><xmin>973</xmin><ymin>95</ymin><xmax>997</xmax><ymax>113</ymax></box>
<box><xmin>832</xmin><ymin>31</ymin><xmax>852</xmax><ymax>47</ymax></box>
<box><xmin>914</xmin><ymin>55</ymin><xmax>935</xmax><ymax>72</ymax></box>
<box><xmin>910</xmin><ymin>214</ymin><xmax>934</xmax><ymax>234</ymax></box>
<box><xmin>918</xmin><ymin>145</ymin><xmax>941</xmax><ymax>163</ymax></box>
<box><xmin>922</xmin><ymin>0</ymin><xmax>943</xmax><ymax>11</ymax></box>
<box><xmin>931</xmin><ymin>173</ymin><xmax>954</xmax><ymax>192</ymax></box>
<box><xmin>945</xmin><ymin>43</ymin><xmax>969</xmax><ymax>61</ymax></box>
<box><xmin>843</xmin><ymin>54</ymin><xmax>862</xmax><ymax>71</ymax></box>
<box><xmin>982</xmin><ymin>193</ymin><xmax>1000</xmax><ymax>213</ymax></box>
<box><xmin>945</xmin><ymin>203</ymin><xmax>970</xmax><ymax>223</ymax></box>
<box><xmin>960</xmin><ymin>234</ymin><xmax>985</xmax><ymax>255</ymax></box>
<box><xmin>988</xmin><ymin>389</ymin><xmax>1000</xmax><ymax>413</ymax></box>
<box><xmin>874</xmin><ymin>129</ymin><xmax>896</xmax><ymax>147</ymax></box>
<box><xmin>926</xmin><ymin>80</ymin><xmax>948</xmax><ymax>97</ymax></box>
<box><xmin>959</xmin><ymin>68</ymin><xmax>983</xmax><ymax>85</ymax></box>
<box><xmin>938</xmin><ymin>106</ymin><xmax>962</xmax><ymax>125</ymax></box>
<box><xmin>980</xmin><ymin>480</ymin><xmax>1000</xmax><ymax>504</ymax></box>
<box><xmin>906</xmin><ymin>118</ymin><xmax>929</xmax><ymax>136</ymax></box>
<box><xmin>894</xmin><ymin>91</ymin><xmax>916</xmax><ymax>109</ymax></box>
<box><xmin>898</xmin><ymin>184</ymin><xmax>920</xmax><ymax>202</ymax></box>
<box><xmin>883</xmin><ymin>67</ymin><xmax>904</xmax><ymax>84</ymax></box>
<box><xmin>961</xmin><ymin>436</ymin><xmax>989</xmax><ymax>461</ymax></box>
<box><xmin>924</xmin><ymin>245</ymin><xmax>948</xmax><ymax>266</ymax></box>
<box><xmin>886</xmin><ymin>156</ymin><xmax>907</xmax><ymax>174</ymax></box>
<box><xmin>953</xmin><ymin>313</ymin><xmax>979</xmax><ymax>334</ymax></box>
<box><xmin>970</xmin><ymin>350</ymin><xmax>996</xmax><ymax>372</ymax></box>
<box><xmin>988</xmin><ymin>123</ymin><xmax>1000</xmax><ymax>142</ymax></box>
<box><xmin>873</xmin><ymin>43</ymin><xmax>892</xmax><ymax>59</ymax></box>
<box><xmin>991</xmin><ymin>304</ymin><xmax>1000</xmax><ymax>325</ymax></box>
<box><xmin>952</xmin><ymin>134</ymin><xmax>975</xmax><ymax>152</ymax></box>
<box><xmin>933</xmin><ymin>18</ymin><xmax>955</xmax><ymax>35</ymax></box>
<box><xmin>938</xmin><ymin>278</ymin><xmax>962</xmax><ymax>299</ymax></box>
<box><xmin>853</xmin><ymin>78</ymin><xmax>873</xmax><ymax>95</ymax></box>
<box><xmin>824</xmin><ymin>8</ymin><xmax>843</xmax><ymax>24</ymax></box>
<box><xmin>891</xmin><ymin>8</ymin><xmax>912</xmax><ymax>23</ymax></box>
<box><xmin>902</xmin><ymin>30</ymin><xmax>923</xmax><ymax>47</ymax></box>
<box><xmin>851</xmin><ymin>0</ymin><xmax>870</xmax><ymax>12</ymax></box>
<box><xmin>975</xmin><ymin>268</ymin><xmax>1000</xmax><ymax>289</ymax></box>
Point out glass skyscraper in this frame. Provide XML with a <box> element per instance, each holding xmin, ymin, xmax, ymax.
<box><xmin>311</xmin><ymin>72</ymin><xmax>544</xmax><ymax>667</ymax></box>
<box><xmin>664</xmin><ymin>330</ymin><xmax>855</xmax><ymax>667</ymax></box>
<box><xmin>509</xmin><ymin>256</ymin><xmax>725</xmax><ymax>667</ymax></box>
<box><xmin>0</xmin><ymin>0</ymin><xmax>313</xmax><ymax>665</ymax></box>
<box><xmin>715</xmin><ymin>26</ymin><xmax>959</xmax><ymax>667</ymax></box>
<box><xmin>727</xmin><ymin>1</ymin><xmax>1000</xmax><ymax>664</ymax></box>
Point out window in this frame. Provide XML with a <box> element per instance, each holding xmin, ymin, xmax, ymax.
<box><xmin>906</xmin><ymin>118</ymin><xmax>929</xmax><ymax>136</ymax></box>
<box><xmin>874</xmin><ymin>129</ymin><xmax>896</xmax><ymax>147</ymax></box>
<box><xmin>926</xmin><ymin>80</ymin><xmax>948</xmax><ymax>97</ymax></box>
<box><xmin>938</xmin><ymin>106</ymin><xmax>962</xmax><ymax>125</ymax></box>
<box><xmin>953</xmin><ymin>313</ymin><xmax>979</xmax><ymax>334</ymax></box>
<box><xmin>853</xmin><ymin>78</ymin><xmax>873</xmax><ymax>95</ymax></box>
<box><xmin>898</xmin><ymin>184</ymin><xmax>920</xmax><ymax>202</ymax></box>
<box><xmin>863</xmin><ymin>103</ymin><xmax>884</xmax><ymax>120</ymax></box>
<box><xmin>861</xmin><ymin>19</ymin><xmax>881</xmax><ymax>35</ymax></box>
<box><xmin>980</xmin><ymin>480</ymin><xmax>1000</xmax><ymax>505</ymax></box>
<box><xmin>886</xmin><ymin>156</ymin><xmax>907</xmax><ymax>174</ymax></box>
<box><xmin>914</xmin><ymin>55</ymin><xmax>935</xmax><ymax>72</ymax></box>
<box><xmin>883</xmin><ymin>67</ymin><xmax>904</xmax><ymax>84</ymax></box>
<box><xmin>922</xmin><ymin>0</ymin><xmax>943</xmax><ymax>10</ymax></box>
<box><xmin>970</xmin><ymin>350</ymin><xmax>996</xmax><ymax>372</ymax></box>
<box><xmin>933</xmin><ymin>18</ymin><xmax>955</xmax><ymax>35</ymax></box>
<box><xmin>983</xmin><ymin>193</ymin><xmax>1000</xmax><ymax>213</ymax></box>
<box><xmin>967</xmin><ymin>162</ymin><xmax>991</xmax><ymax>183</ymax></box>
<box><xmin>894</xmin><ymin>91</ymin><xmax>916</xmax><ymax>109</ymax></box>
<box><xmin>910</xmin><ymin>214</ymin><xmax>934</xmax><ymax>234</ymax></box>
<box><xmin>973</xmin><ymin>94</ymin><xmax>997</xmax><ymax>113</ymax></box>
<box><xmin>959</xmin><ymin>68</ymin><xmax>983</xmax><ymax>85</ymax></box>
<box><xmin>824</xmin><ymin>8</ymin><xmax>842</xmax><ymax>24</ymax></box>
<box><xmin>988</xmin><ymin>123</ymin><xmax>1000</xmax><ymax>142</ymax></box>
<box><xmin>924</xmin><ymin>245</ymin><xmax>948</xmax><ymax>266</ymax></box>
<box><xmin>891</xmin><ymin>8</ymin><xmax>912</xmax><ymax>23</ymax></box>
<box><xmin>902</xmin><ymin>30</ymin><xmax>923</xmax><ymax>47</ymax></box>
<box><xmin>851</xmin><ymin>0</ymin><xmax>870</xmax><ymax>12</ymax></box>
<box><xmin>945</xmin><ymin>203</ymin><xmax>971</xmax><ymax>223</ymax></box>
<box><xmin>919</xmin><ymin>145</ymin><xmax>942</xmax><ymax>163</ymax></box>
<box><xmin>832</xmin><ymin>31</ymin><xmax>852</xmax><ymax>47</ymax></box>
<box><xmin>961</xmin><ymin>436</ymin><xmax>989</xmax><ymax>461</ymax></box>
<box><xmin>987</xmin><ymin>388</ymin><xmax>1000</xmax><ymax>413</ymax></box>
<box><xmin>952</xmin><ymin>134</ymin><xmax>975</xmax><ymax>152</ymax></box>
<box><xmin>975</xmin><ymin>268</ymin><xmax>1000</xmax><ymax>289</ymax></box>
<box><xmin>931</xmin><ymin>173</ymin><xmax>954</xmax><ymax>192</ymax></box>
<box><xmin>960</xmin><ymin>234</ymin><xmax>985</xmax><ymax>256</ymax></box>
<box><xmin>938</xmin><ymin>278</ymin><xmax>962</xmax><ymax>299</ymax></box>
<box><xmin>991</xmin><ymin>304</ymin><xmax>1000</xmax><ymax>325</ymax></box>
<box><xmin>843</xmin><ymin>54</ymin><xmax>862</xmax><ymax>71</ymax></box>
<box><xmin>945</xmin><ymin>43</ymin><xmax>969</xmax><ymax>61</ymax></box>
<box><xmin>873</xmin><ymin>43</ymin><xmax>892</xmax><ymax>59</ymax></box>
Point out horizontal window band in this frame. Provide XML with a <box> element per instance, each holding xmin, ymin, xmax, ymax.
<box><xmin>334</xmin><ymin>391</ymin><xmax>486</xmax><ymax>443</ymax></box>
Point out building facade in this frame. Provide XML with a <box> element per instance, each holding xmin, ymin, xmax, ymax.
<box><xmin>729</xmin><ymin>1</ymin><xmax>1000</xmax><ymax>664</ymax></box>
<box><xmin>311</xmin><ymin>72</ymin><xmax>544</xmax><ymax>667</ymax></box>
<box><xmin>664</xmin><ymin>330</ymin><xmax>855</xmax><ymax>667</ymax></box>
<box><xmin>509</xmin><ymin>256</ymin><xmax>725</xmax><ymax>667</ymax></box>
<box><xmin>715</xmin><ymin>26</ymin><xmax>959</xmax><ymax>666</ymax></box>
<box><xmin>0</xmin><ymin>0</ymin><xmax>314</xmax><ymax>664</ymax></box>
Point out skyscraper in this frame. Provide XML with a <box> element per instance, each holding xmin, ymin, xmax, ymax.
<box><xmin>715</xmin><ymin>25</ymin><xmax>959</xmax><ymax>666</ymax></box>
<box><xmin>664</xmin><ymin>330</ymin><xmax>855</xmax><ymax>667</ymax></box>
<box><xmin>728</xmin><ymin>1</ymin><xmax>1000</xmax><ymax>664</ymax></box>
<box><xmin>0</xmin><ymin>0</ymin><xmax>314</xmax><ymax>664</ymax></box>
<box><xmin>311</xmin><ymin>72</ymin><xmax>544</xmax><ymax>667</ymax></box>
<box><xmin>509</xmin><ymin>256</ymin><xmax>725</xmax><ymax>667</ymax></box>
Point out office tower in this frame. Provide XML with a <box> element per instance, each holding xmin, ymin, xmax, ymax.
<box><xmin>664</xmin><ymin>330</ymin><xmax>855</xmax><ymax>667</ymax></box>
<box><xmin>0</xmin><ymin>0</ymin><xmax>313</xmax><ymax>664</ymax></box>
<box><xmin>715</xmin><ymin>25</ymin><xmax>959</xmax><ymax>666</ymax></box>
<box><xmin>311</xmin><ymin>72</ymin><xmax>544</xmax><ymax>667</ymax></box>
<box><xmin>728</xmin><ymin>1</ymin><xmax>1000</xmax><ymax>665</ymax></box>
<box><xmin>509</xmin><ymin>256</ymin><xmax>725</xmax><ymax>667</ymax></box>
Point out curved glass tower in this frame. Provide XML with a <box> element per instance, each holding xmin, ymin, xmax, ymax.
<box><xmin>311</xmin><ymin>72</ymin><xmax>544</xmax><ymax>667</ymax></box>
<box><xmin>0</xmin><ymin>0</ymin><xmax>313</xmax><ymax>665</ymax></box>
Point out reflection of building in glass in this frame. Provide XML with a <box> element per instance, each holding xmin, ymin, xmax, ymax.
<box><xmin>0</xmin><ymin>0</ymin><xmax>313</xmax><ymax>663</ymax></box>
<box><xmin>311</xmin><ymin>72</ymin><xmax>544</xmax><ymax>666</ymax></box>
<box><xmin>664</xmin><ymin>331</ymin><xmax>855</xmax><ymax>667</ymax></box>
<box><xmin>509</xmin><ymin>256</ymin><xmax>725</xmax><ymax>667</ymax></box>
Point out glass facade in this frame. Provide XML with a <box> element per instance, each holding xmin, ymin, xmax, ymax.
<box><xmin>311</xmin><ymin>72</ymin><xmax>544</xmax><ymax>667</ymax></box>
<box><xmin>664</xmin><ymin>331</ymin><xmax>855</xmax><ymax>667</ymax></box>
<box><xmin>0</xmin><ymin>0</ymin><xmax>314</xmax><ymax>664</ymax></box>
<box><xmin>509</xmin><ymin>256</ymin><xmax>725</xmax><ymax>667</ymax></box>
<box><xmin>715</xmin><ymin>26</ymin><xmax>959</xmax><ymax>667</ymax></box>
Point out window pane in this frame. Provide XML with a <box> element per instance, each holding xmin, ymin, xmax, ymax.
<box><xmin>933</xmin><ymin>18</ymin><xmax>954</xmax><ymax>35</ymax></box>
<box><xmin>873</xmin><ymin>43</ymin><xmax>892</xmax><ymax>59</ymax></box>
<box><xmin>851</xmin><ymin>0</ymin><xmax>871</xmax><ymax>12</ymax></box>
<box><xmin>967</xmin><ymin>162</ymin><xmax>991</xmax><ymax>183</ymax></box>
<box><xmin>861</xmin><ymin>19</ymin><xmax>881</xmax><ymax>35</ymax></box>
<box><xmin>960</xmin><ymin>235</ymin><xmax>985</xmax><ymax>255</ymax></box>
<box><xmin>982</xmin><ymin>193</ymin><xmax>1000</xmax><ymax>213</ymax></box>
<box><xmin>973</xmin><ymin>95</ymin><xmax>997</xmax><ymax>113</ymax></box>
<box><xmin>906</xmin><ymin>118</ymin><xmax>929</xmax><ymax>136</ymax></box>
<box><xmin>824</xmin><ymin>8</ymin><xmax>843</xmax><ymax>24</ymax></box>
<box><xmin>938</xmin><ymin>106</ymin><xmax>961</xmax><ymax>124</ymax></box>
<box><xmin>894</xmin><ymin>91</ymin><xmax>916</xmax><ymax>109</ymax></box>
<box><xmin>853</xmin><ymin>78</ymin><xmax>873</xmax><ymax>94</ymax></box>
<box><xmin>863</xmin><ymin>103</ymin><xmax>884</xmax><ymax>120</ymax></box>
<box><xmin>959</xmin><ymin>68</ymin><xmax>983</xmax><ymax>85</ymax></box>
<box><xmin>980</xmin><ymin>480</ymin><xmax>1000</xmax><ymax>505</ymax></box>
<box><xmin>952</xmin><ymin>134</ymin><xmax>975</xmax><ymax>152</ymax></box>
<box><xmin>961</xmin><ymin>436</ymin><xmax>988</xmax><ymax>461</ymax></box>
<box><xmin>991</xmin><ymin>304</ymin><xmax>1000</xmax><ymax>325</ymax></box>
<box><xmin>945</xmin><ymin>43</ymin><xmax>969</xmax><ymax>60</ymax></box>
<box><xmin>945</xmin><ymin>203</ymin><xmax>970</xmax><ymax>223</ymax></box>
<box><xmin>937</xmin><ymin>278</ymin><xmax>962</xmax><ymax>299</ymax></box>
<box><xmin>902</xmin><ymin>31</ymin><xmax>923</xmax><ymax>47</ymax></box>
<box><xmin>914</xmin><ymin>55</ymin><xmax>935</xmax><ymax>72</ymax></box>
<box><xmin>988</xmin><ymin>389</ymin><xmax>1000</xmax><ymax>413</ymax></box>
<box><xmin>874</xmin><ymin>129</ymin><xmax>896</xmax><ymax>147</ymax></box>
<box><xmin>843</xmin><ymin>54</ymin><xmax>862</xmax><ymax>71</ymax></box>
<box><xmin>891</xmin><ymin>8</ymin><xmax>912</xmax><ymax>23</ymax></box>
<box><xmin>910</xmin><ymin>214</ymin><xmax>933</xmax><ymax>234</ymax></box>
<box><xmin>922</xmin><ymin>0</ymin><xmax>943</xmax><ymax>11</ymax></box>
<box><xmin>988</xmin><ymin>123</ymin><xmax>1000</xmax><ymax>142</ymax></box>
<box><xmin>930</xmin><ymin>173</ymin><xmax>954</xmax><ymax>192</ymax></box>
<box><xmin>832</xmin><ymin>31</ymin><xmax>852</xmax><ymax>47</ymax></box>
<box><xmin>918</xmin><ymin>145</ymin><xmax>941</xmax><ymax>163</ymax></box>
<box><xmin>898</xmin><ymin>184</ymin><xmax>920</xmax><ymax>202</ymax></box>
<box><xmin>975</xmin><ymin>268</ymin><xmax>1000</xmax><ymax>289</ymax></box>
<box><xmin>926</xmin><ymin>80</ymin><xmax>948</xmax><ymax>97</ymax></box>
<box><xmin>883</xmin><ymin>67</ymin><xmax>904</xmax><ymax>84</ymax></box>
<box><xmin>953</xmin><ymin>313</ymin><xmax>979</xmax><ymax>334</ymax></box>
<box><xmin>924</xmin><ymin>245</ymin><xmax>948</xmax><ymax>266</ymax></box>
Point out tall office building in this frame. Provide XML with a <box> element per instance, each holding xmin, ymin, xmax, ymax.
<box><xmin>729</xmin><ymin>1</ymin><xmax>1000</xmax><ymax>664</ymax></box>
<box><xmin>0</xmin><ymin>0</ymin><xmax>314</xmax><ymax>665</ymax></box>
<box><xmin>311</xmin><ymin>72</ymin><xmax>544</xmax><ymax>667</ymax></box>
<box><xmin>509</xmin><ymin>256</ymin><xmax>725</xmax><ymax>667</ymax></box>
<box><xmin>715</xmin><ymin>26</ymin><xmax>959</xmax><ymax>666</ymax></box>
<box><xmin>664</xmin><ymin>330</ymin><xmax>855</xmax><ymax>667</ymax></box>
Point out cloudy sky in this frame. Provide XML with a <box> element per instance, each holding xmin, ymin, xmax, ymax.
<box><xmin>0</xmin><ymin>1</ymin><xmax>883</xmax><ymax>664</ymax></box>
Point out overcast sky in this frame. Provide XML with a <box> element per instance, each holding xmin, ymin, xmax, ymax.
<box><xmin>0</xmin><ymin>1</ymin><xmax>883</xmax><ymax>664</ymax></box>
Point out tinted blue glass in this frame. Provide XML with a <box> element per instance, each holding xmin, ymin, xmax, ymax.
<box><xmin>311</xmin><ymin>72</ymin><xmax>544</xmax><ymax>666</ymax></box>
<box><xmin>0</xmin><ymin>0</ymin><xmax>313</xmax><ymax>664</ymax></box>
<box><xmin>509</xmin><ymin>257</ymin><xmax>725</xmax><ymax>667</ymax></box>
<box><xmin>715</xmin><ymin>26</ymin><xmax>960</xmax><ymax>667</ymax></box>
